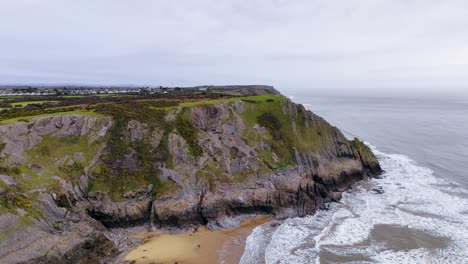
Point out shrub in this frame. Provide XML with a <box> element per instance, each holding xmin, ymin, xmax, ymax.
<box><xmin>36</xmin><ymin>145</ymin><xmax>50</xmax><ymax>156</ymax></box>
<box><xmin>15</xmin><ymin>196</ymin><xmax>33</xmax><ymax>208</ymax></box>
<box><xmin>241</xmin><ymin>99</ymin><xmax>257</xmax><ymax>104</ymax></box>
<box><xmin>257</xmin><ymin>112</ymin><xmax>284</xmax><ymax>140</ymax></box>
<box><xmin>10</xmin><ymin>167</ymin><xmax>21</xmax><ymax>175</ymax></box>
<box><xmin>175</xmin><ymin>116</ymin><xmax>203</xmax><ymax>157</ymax></box>
<box><xmin>59</xmin><ymin>162</ymin><xmax>84</xmax><ymax>178</ymax></box>
<box><xmin>257</xmin><ymin>112</ymin><xmax>281</xmax><ymax>130</ymax></box>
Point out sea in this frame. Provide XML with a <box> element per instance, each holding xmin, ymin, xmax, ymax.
<box><xmin>239</xmin><ymin>93</ymin><xmax>468</xmax><ymax>264</ymax></box>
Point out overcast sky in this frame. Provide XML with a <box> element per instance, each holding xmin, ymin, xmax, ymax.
<box><xmin>0</xmin><ymin>0</ymin><xmax>467</xmax><ymax>95</ymax></box>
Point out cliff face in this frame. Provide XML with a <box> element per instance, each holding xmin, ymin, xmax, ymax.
<box><xmin>0</xmin><ymin>94</ymin><xmax>381</xmax><ymax>263</ymax></box>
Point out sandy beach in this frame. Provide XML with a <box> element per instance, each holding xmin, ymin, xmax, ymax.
<box><xmin>123</xmin><ymin>215</ymin><xmax>271</xmax><ymax>264</ymax></box>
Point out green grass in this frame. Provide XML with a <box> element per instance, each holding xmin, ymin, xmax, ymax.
<box><xmin>59</xmin><ymin>94</ymin><xmax>132</xmax><ymax>98</ymax></box>
<box><xmin>151</xmin><ymin>95</ymin><xmax>281</xmax><ymax>110</ymax></box>
<box><xmin>175</xmin><ymin>115</ymin><xmax>203</xmax><ymax>157</ymax></box>
<box><xmin>88</xmin><ymin>168</ymin><xmax>179</xmax><ymax>201</ymax></box>
<box><xmin>350</xmin><ymin>138</ymin><xmax>376</xmax><ymax>162</ymax></box>
<box><xmin>0</xmin><ymin>188</ymin><xmax>42</xmax><ymax>239</ymax></box>
<box><xmin>0</xmin><ymin>96</ymin><xmax>22</xmax><ymax>99</ymax></box>
<box><xmin>238</xmin><ymin>95</ymin><xmax>341</xmax><ymax>168</ymax></box>
<box><xmin>248</xmin><ymin>101</ymin><xmax>294</xmax><ymax>165</ymax></box>
<box><xmin>93</xmin><ymin>93</ymin><xmax>128</xmax><ymax>97</ymax></box>
<box><xmin>0</xmin><ymin>132</ymin><xmax>104</xmax><ymax>224</ymax></box>
<box><xmin>0</xmin><ymin>100</ymin><xmax>59</xmax><ymax>111</ymax></box>
<box><xmin>9</xmin><ymin>135</ymin><xmax>105</xmax><ymax>192</ymax></box>
<box><xmin>58</xmin><ymin>95</ymin><xmax>85</xmax><ymax>98</ymax></box>
<box><xmin>11</xmin><ymin>100</ymin><xmax>59</xmax><ymax>107</ymax></box>
<box><xmin>0</xmin><ymin>110</ymin><xmax>103</xmax><ymax>125</ymax></box>
<box><xmin>88</xmin><ymin>171</ymin><xmax>149</xmax><ymax>201</ymax></box>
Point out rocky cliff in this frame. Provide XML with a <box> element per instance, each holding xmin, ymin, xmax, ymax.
<box><xmin>0</xmin><ymin>92</ymin><xmax>381</xmax><ymax>263</ymax></box>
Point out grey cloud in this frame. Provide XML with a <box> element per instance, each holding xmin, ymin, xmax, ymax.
<box><xmin>0</xmin><ymin>0</ymin><xmax>467</xmax><ymax>95</ymax></box>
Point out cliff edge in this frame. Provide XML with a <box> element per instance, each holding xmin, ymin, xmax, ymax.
<box><xmin>0</xmin><ymin>90</ymin><xmax>381</xmax><ymax>263</ymax></box>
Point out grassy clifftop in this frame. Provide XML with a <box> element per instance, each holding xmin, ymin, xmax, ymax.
<box><xmin>85</xmin><ymin>94</ymin><xmax>350</xmax><ymax>200</ymax></box>
<box><xmin>0</xmin><ymin>88</ymin><xmax>383</xmax><ymax>263</ymax></box>
<box><xmin>0</xmin><ymin>92</ymin><xmax>376</xmax><ymax>217</ymax></box>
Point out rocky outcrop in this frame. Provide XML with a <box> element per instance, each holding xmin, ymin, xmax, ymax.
<box><xmin>87</xmin><ymin>194</ymin><xmax>153</xmax><ymax>228</ymax></box>
<box><xmin>0</xmin><ymin>92</ymin><xmax>381</xmax><ymax>263</ymax></box>
<box><xmin>0</xmin><ymin>196</ymin><xmax>117</xmax><ymax>264</ymax></box>
<box><xmin>0</xmin><ymin>115</ymin><xmax>112</xmax><ymax>166</ymax></box>
<box><xmin>138</xmin><ymin>98</ymin><xmax>381</xmax><ymax>230</ymax></box>
<box><xmin>216</xmin><ymin>85</ymin><xmax>281</xmax><ymax>96</ymax></box>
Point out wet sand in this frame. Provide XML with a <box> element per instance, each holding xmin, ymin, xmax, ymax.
<box><xmin>124</xmin><ymin>216</ymin><xmax>271</xmax><ymax>264</ymax></box>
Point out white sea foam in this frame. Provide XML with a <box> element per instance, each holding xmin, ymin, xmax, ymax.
<box><xmin>241</xmin><ymin>145</ymin><xmax>468</xmax><ymax>263</ymax></box>
<box><xmin>239</xmin><ymin>223</ymin><xmax>278</xmax><ymax>264</ymax></box>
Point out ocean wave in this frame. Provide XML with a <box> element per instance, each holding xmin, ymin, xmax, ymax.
<box><xmin>241</xmin><ymin>145</ymin><xmax>468</xmax><ymax>264</ymax></box>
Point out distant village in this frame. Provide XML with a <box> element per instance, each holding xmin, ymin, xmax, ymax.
<box><xmin>0</xmin><ymin>86</ymin><xmax>211</xmax><ymax>96</ymax></box>
<box><xmin>0</xmin><ymin>85</ymin><xmax>276</xmax><ymax>97</ymax></box>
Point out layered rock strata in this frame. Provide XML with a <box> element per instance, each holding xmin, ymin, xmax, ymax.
<box><xmin>0</xmin><ymin>93</ymin><xmax>381</xmax><ymax>263</ymax></box>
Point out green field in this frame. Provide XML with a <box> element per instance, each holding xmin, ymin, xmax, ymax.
<box><xmin>60</xmin><ymin>93</ymin><xmax>130</xmax><ymax>98</ymax></box>
<box><xmin>0</xmin><ymin>110</ymin><xmax>103</xmax><ymax>125</ymax></box>
<box><xmin>0</xmin><ymin>96</ymin><xmax>23</xmax><ymax>99</ymax></box>
<box><xmin>0</xmin><ymin>95</ymin><xmax>278</xmax><ymax>125</ymax></box>
<box><xmin>11</xmin><ymin>100</ymin><xmax>59</xmax><ymax>107</ymax></box>
<box><xmin>151</xmin><ymin>94</ymin><xmax>280</xmax><ymax>110</ymax></box>
<box><xmin>0</xmin><ymin>100</ymin><xmax>59</xmax><ymax>111</ymax></box>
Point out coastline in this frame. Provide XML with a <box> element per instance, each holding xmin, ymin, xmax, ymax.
<box><xmin>123</xmin><ymin>215</ymin><xmax>272</xmax><ymax>264</ymax></box>
<box><xmin>0</xmin><ymin>92</ymin><xmax>382</xmax><ymax>263</ymax></box>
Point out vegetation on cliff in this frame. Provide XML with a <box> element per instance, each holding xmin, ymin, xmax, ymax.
<box><xmin>0</xmin><ymin>93</ymin><xmax>374</xmax><ymax>202</ymax></box>
<box><xmin>0</xmin><ymin>88</ymin><xmax>381</xmax><ymax>263</ymax></box>
<box><xmin>87</xmin><ymin>95</ymin><xmax>283</xmax><ymax>199</ymax></box>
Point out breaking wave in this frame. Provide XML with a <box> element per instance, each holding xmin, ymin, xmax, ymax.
<box><xmin>240</xmin><ymin>146</ymin><xmax>468</xmax><ymax>264</ymax></box>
